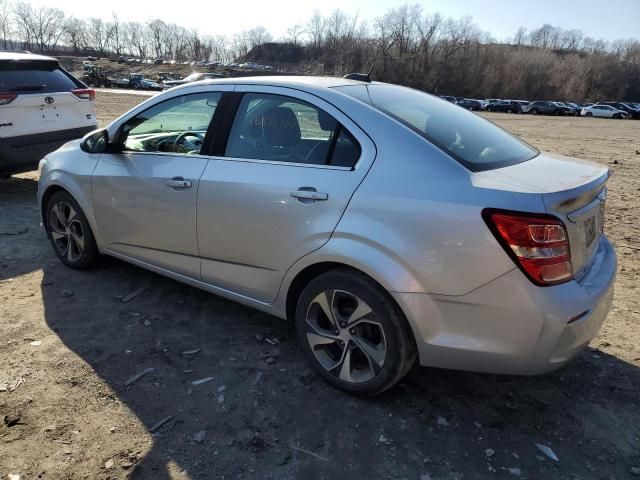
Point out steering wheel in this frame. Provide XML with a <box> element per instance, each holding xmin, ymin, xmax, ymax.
<box><xmin>173</xmin><ymin>131</ymin><xmax>205</xmax><ymax>154</ymax></box>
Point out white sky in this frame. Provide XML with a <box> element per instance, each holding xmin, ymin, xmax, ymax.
<box><xmin>26</xmin><ymin>0</ymin><xmax>640</xmax><ymax>42</ymax></box>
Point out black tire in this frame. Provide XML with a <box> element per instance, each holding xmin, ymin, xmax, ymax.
<box><xmin>295</xmin><ymin>268</ymin><xmax>417</xmax><ymax>395</ymax></box>
<box><xmin>613</xmin><ymin>113</ymin><xmax>621</xmax><ymax>119</ymax></box>
<box><xmin>44</xmin><ymin>190</ymin><xmax>98</xmax><ymax>269</ymax></box>
<box><xmin>586</xmin><ymin>112</ymin><xmax>593</xmax><ymax>117</ymax></box>
<box><xmin>506</xmin><ymin>108</ymin><xmax>513</xmax><ymax>113</ymax></box>
<box><xmin>530</xmin><ymin>108</ymin><xmax>538</xmax><ymax>115</ymax></box>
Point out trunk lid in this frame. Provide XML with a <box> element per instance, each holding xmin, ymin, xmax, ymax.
<box><xmin>475</xmin><ymin>152</ymin><xmax>609</xmax><ymax>280</ymax></box>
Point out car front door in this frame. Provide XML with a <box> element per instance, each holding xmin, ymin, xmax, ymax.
<box><xmin>92</xmin><ymin>88</ymin><xmax>228</xmax><ymax>278</ymax></box>
<box><xmin>196</xmin><ymin>86</ymin><xmax>375</xmax><ymax>303</ymax></box>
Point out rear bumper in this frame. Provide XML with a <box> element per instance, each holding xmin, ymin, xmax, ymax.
<box><xmin>0</xmin><ymin>126</ymin><xmax>96</xmax><ymax>174</ymax></box>
<box><xmin>394</xmin><ymin>235</ymin><xmax>616</xmax><ymax>375</ymax></box>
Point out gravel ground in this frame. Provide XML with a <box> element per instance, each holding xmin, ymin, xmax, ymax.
<box><xmin>1</xmin><ymin>92</ymin><xmax>639</xmax><ymax>480</ymax></box>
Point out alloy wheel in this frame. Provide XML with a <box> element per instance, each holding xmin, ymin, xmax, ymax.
<box><xmin>49</xmin><ymin>201</ymin><xmax>85</xmax><ymax>263</ymax></box>
<box><xmin>304</xmin><ymin>289</ymin><xmax>387</xmax><ymax>383</ymax></box>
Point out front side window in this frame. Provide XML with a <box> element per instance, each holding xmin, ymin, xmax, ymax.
<box><xmin>338</xmin><ymin>84</ymin><xmax>538</xmax><ymax>172</ymax></box>
<box><xmin>120</xmin><ymin>92</ymin><xmax>221</xmax><ymax>154</ymax></box>
<box><xmin>225</xmin><ymin>93</ymin><xmax>360</xmax><ymax>168</ymax></box>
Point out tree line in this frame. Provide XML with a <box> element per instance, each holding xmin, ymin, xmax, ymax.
<box><xmin>1</xmin><ymin>0</ymin><xmax>638</xmax><ymax>101</ymax></box>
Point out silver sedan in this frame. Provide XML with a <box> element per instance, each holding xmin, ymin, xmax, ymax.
<box><xmin>37</xmin><ymin>77</ymin><xmax>616</xmax><ymax>394</ymax></box>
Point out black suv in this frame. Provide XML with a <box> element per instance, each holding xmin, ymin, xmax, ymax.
<box><xmin>526</xmin><ymin>101</ymin><xmax>570</xmax><ymax>116</ymax></box>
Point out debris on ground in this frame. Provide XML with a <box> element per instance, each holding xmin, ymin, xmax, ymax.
<box><xmin>0</xmin><ymin>377</ymin><xmax>24</xmax><ymax>392</ymax></box>
<box><xmin>105</xmin><ymin>459</ymin><xmax>114</xmax><ymax>469</ymax></box>
<box><xmin>123</xmin><ymin>367</ymin><xmax>154</xmax><ymax>387</ymax></box>
<box><xmin>290</xmin><ymin>444</ymin><xmax>330</xmax><ymax>462</ymax></box>
<box><xmin>192</xmin><ymin>377</ymin><xmax>214</xmax><ymax>386</ymax></box>
<box><xmin>120</xmin><ymin>285</ymin><xmax>149</xmax><ymax>303</ymax></box>
<box><xmin>29</xmin><ymin>340</ymin><xmax>41</xmax><ymax>346</ymax></box>
<box><xmin>181</xmin><ymin>348</ymin><xmax>201</xmax><ymax>356</ymax></box>
<box><xmin>485</xmin><ymin>448</ymin><xmax>495</xmax><ymax>457</ymax></box>
<box><xmin>7</xmin><ymin>474</ymin><xmax>21</xmax><ymax>480</ymax></box>
<box><xmin>194</xmin><ymin>431</ymin><xmax>206</xmax><ymax>443</ymax></box>
<box><xmin>149</xmin><ymin>415</ymin><xmax>174</xmax><ymax>433</ymax></box>
<box><xmin>535</xmin><ymin>443</ymin><xmax>559</xmax><ymax>461</ymax></box>
<box><xmin>259</xmin><ymin>346</ymin><xmax>281</xmax><ymax>359</ymax></box>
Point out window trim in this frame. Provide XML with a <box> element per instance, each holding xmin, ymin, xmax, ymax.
<box><xmin>216</xmin><ymin>90</ymin><xmax>362</xmax><ymax>171</ymax></box>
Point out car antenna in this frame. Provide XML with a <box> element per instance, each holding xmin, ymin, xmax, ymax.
<box><xmin>343</xmin><ymin>37</ymin><xmax>396</xmax><ymax>83</ymax></box>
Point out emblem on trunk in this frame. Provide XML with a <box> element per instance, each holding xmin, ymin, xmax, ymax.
<box><xmin>45</xmin><ymin>96</ymin><xmax>54</xmax><ymax>104</ymax></box>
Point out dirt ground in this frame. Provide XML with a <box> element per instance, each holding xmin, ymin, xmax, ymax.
<box><xmin>1</xmin><ymin>92</ymin><xmax>639</xmax><ymax>480</ymax></box>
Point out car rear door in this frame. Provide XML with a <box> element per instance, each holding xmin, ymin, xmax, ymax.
<box><xmin>196</xmin><ymin>86</ymin><xmax>376</xmax><ymax>303</ymax></box>
<box><xmin>0</xmin><ymin>59</ymin><xmax>95</xmax><ymax>139</ymax></box>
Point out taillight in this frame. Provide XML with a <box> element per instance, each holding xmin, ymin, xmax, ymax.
<box><xmin>483</xmin><ymin>209</ymin><xmax>573</xmax><ymax>286</ymax></box>
<box><xmin>0</xmin><ymin>92</ymin><xmax>17</xmax><ymax>105</ymax></box>
<box><xmin>71</xmin><ymin>88</ymin><xmax>95</xmax><ymax>101</ymax></box>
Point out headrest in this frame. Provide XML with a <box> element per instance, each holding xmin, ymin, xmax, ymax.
<box><xmin>260</xmin><ymin>107</ymin><xmax>301</xmax><ymax>147</ymax></box>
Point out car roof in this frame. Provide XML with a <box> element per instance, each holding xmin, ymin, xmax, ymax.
<box><xmin>177</xmin><ymin>75</ymin><xmax>379</xmax><ymax>94</ymax></box>
<box><xmin>0</xmin><ymin>51</ymin><xmax>58</xmax><ymax>62</ymax></box>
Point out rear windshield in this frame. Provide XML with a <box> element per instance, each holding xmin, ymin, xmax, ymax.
<box><xmin>0</xmin><ymin>61</ymin><xmax>81</xmax><ymax>94</ymax></box>
<box><xmin>338</xmin><ymin>84</ymin><xmax>538</xmax><ymax>171</ymax></box>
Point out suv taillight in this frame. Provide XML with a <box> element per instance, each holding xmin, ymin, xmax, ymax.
<box><xmin>483</xmin><ymin>209</ymin><xmax>573</xmax><ymax>286</ymax></box>
<box><xmin>71</xmin><ymin>88</ymin><xmax>95</xmax><ymax>101</ymax></box>
<box><xmin>0</xmin><ymin>93</ymin><xmax>17</xmax><ymax>105</ymax></box>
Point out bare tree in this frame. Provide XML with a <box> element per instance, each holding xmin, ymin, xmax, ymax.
<box><xmin>0</xmin><ymin>0</ymin><xmax>13</xmax><ymax>49</ymax></box>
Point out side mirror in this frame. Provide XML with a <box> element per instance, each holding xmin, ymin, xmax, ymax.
<box><xmin>80</xmin><ymin>129</ymin><xmax>109</xmax><ymax>153</ymax></box>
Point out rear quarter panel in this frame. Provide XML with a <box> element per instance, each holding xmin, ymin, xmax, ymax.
<box><xmin>279</xmin><ymin>103</ymin><xmax>549</xmax><ymax>297</ymax></box>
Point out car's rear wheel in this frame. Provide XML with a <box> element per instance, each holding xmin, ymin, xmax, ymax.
<box><xmin>613</xmin><ymin>113</ymin><xmax>621</xmax><ymax>119</ymax></box>
<box><xmin>506</xmin><ymin>108</ymin><xmax>513</xmax><ymax>113</ymax></box>
<box><xmin>586</xmin><ymin>112</ymin><xmax>593</xmax><ymax>117</ymax></box>
<box><xmin>45</xmin><ymin>191</ymin><xmax>98</xmax><ymax>269</ymax></box>
<box><xmin>295</xmin><ymin>269</ymin><xmax>417</xmax><ymax>395</ymax></box>
<box><xmin>530</xmin><ymin>109</ymin><xmax>538</xmax><ymax>115</ymax></box>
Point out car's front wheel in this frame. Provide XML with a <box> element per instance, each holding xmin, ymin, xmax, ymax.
<box><xmin>295</xmin><ymin>269</ymin><xmax>417</xmax><ymax>395</ymax></box>
<box><xmin>45</xmin><ymin>190</ymin><xmax>98</xmax><ymax>269</ymax></box>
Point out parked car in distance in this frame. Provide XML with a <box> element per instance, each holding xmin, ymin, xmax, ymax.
<box><xmin>0</xmin><ymin>52</ymin><xmax>97</xmax><ymax>176</ymax></box>
<box><xmin>440</xmin><ymin>95</ymin><xmax>460</xmax><ymax>103</ymax></box>
<box><xmin>555</xmin><ymin>102</ymin><xmax>580</xmax><ymax>116</ymax></box>
<box><xmin>455</xmin><ymin>98</ymin><xmax>482</xmax><ymax>111</ymax></box>
<box><xmin>526</xmin><ymin>100</ymin><xmax>570</xmax><ymax>116</ymax></box>
<box><xmin>600</xmin><ymin>102</ymin><xmax>640</xmax><ymax>119</ymax></box>
<box><xmin>485</xmin><ymin>100</ymin><xmax>524</xmax><ymax>113</ymax></box>
<box><xmin>581</xmin><ymin>104</ymin><xmax>631</xmax><ymax>119</ymax></box>
<box><xmin>38</xmin><ymin>77</ymin><xmax>616</xmax><ymax>394</ymax></box>
<box><xmin>162</xmin><ymin>72</ymin><xmax>225</xmax><ymax>89</ymax></box>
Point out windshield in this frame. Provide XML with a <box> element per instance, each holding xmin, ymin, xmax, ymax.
<box><xmin>338</xmin><ymin>84</ymin><xmax>538</xmax><ymax>171</ymax></box>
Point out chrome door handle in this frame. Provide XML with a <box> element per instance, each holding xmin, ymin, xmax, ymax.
<box><xmin>290</xmin><ymin>189</ymin><xmax>328</xmax><ymax>201</ymax></box>
<box><xmin>166</xmin><ymin>177</ymin><xmax>192</xmax><ymax>189</ymax></box>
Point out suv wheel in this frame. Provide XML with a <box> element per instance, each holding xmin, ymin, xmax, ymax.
<box><xmin>295</xmin><ymin>269</ymin><xmax>417</xmax><ymax>395</ymax></box>
<box><xmin>45</xmin><ymin>191</ymin><xmax>98</xmax><ymax>269</ymax></box>
<box><xmin>530</xmin><ymin>108</ymin><xmax>538</xmax><ymax>115</ymax></box>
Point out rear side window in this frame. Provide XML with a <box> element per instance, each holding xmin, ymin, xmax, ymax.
<box><xmin>0</xmin><ymin>61</ymin><xmax>81</xmax><ymax>94</ymax></box>
<box><xmin>338</xmin><ymin>84</ymin><xmax>537</xmax><ymax>172</ymax></box>
<box><xmin>225</xmin><ymin>93</ymin><xmax>360</xmax><ymax>168</ymax></box>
